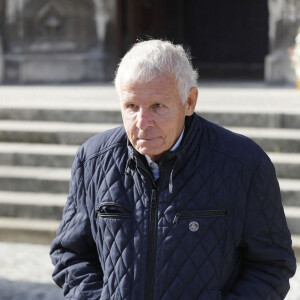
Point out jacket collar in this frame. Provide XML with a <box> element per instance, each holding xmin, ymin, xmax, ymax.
<box><xmin>160</xmin><ymin>113</ymin><xmax>201</xmax><ymax>162</ymax></box>
<box><xmin>125</xmin><ymin>113</ymin><xmax>202</xmax><ymax>175</ymax></box>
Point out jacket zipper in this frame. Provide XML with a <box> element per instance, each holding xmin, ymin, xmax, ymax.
<box><xmin>136</xmin><ymin>156</ymin><xmax>164</xmax><ymax>300</ymax></box>
<box><xmin>173</xmin><ymin>210</ymin><xmax>228</xmax><ymax>224</ymax></box>
<box><xmin>138</xmin><ymin>159</ymin><xmax>163</xmax><ymax>300</ymax></box>
<box><xmin>146</xmin><ymin>189</ymin><xmax>157</xmax><ymax>300</ymax></box>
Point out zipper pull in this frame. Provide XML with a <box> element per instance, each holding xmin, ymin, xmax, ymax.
<box><xmin>173</xmin><ymin>213</ymin><xmax>181</xmax><ymax>225</ymax></box>
<box><xmin>151</xmin><ymin>189</ymin><xmax>156</xmax><ymax>209</ymax></box>
<box><xmin>94</xmin><ymin>205</ymin><xmax>101</xmax><ymax>219</ymax></box>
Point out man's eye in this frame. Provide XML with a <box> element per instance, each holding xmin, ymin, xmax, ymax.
<box><xmin>128</xmin><ymin>104</ymin><xmax>137</xmax><ymax>109</ymax></box>
<box><xmin>155</xmin><ymin>103</ymin><xmax>163</xmax><ymax>108</ymax></box>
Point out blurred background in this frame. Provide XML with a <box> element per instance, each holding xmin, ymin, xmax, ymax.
<box><xmin>0</xmin><ymin>0</ymin><xmax>300</xmax><ymax>299</ymax></box>
<box><xmin>0</xmin><ymin>0</ymin><xmax>299</xmax><ymax>84</ymax></box>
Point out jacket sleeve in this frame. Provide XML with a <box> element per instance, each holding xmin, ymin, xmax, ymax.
<box><xmin>50</xmin><ymin>155</ymin><xmax>103</xmax><ymax>300</ymax></box>
<box><xmin>223</xmin><ymin>156</ymin><xmax>297</xmax><ymax>300</ymax></box>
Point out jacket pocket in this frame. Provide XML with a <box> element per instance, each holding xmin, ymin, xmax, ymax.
<box><xmin>95</xmin><ymin>202</ymin><xmax>132</xmax><ymax>218</ymax></box>
<box><xmin>173</xmin><ymin>210</ymin><xmax>228</xmax><ymax>224</ymax></box>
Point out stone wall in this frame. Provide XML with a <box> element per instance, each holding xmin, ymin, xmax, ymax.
<box><xmin>266</xmin><ymin>0</ymin><xmax>300</xmax><ymax>84</ymax></box>
<box><xmin>3</xmin><ymin>0</ymin><xmax>118</xmax><ymax>83</ymax></box>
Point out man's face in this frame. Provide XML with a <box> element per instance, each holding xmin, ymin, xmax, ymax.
<box><xmin>120</xmin><ymin>75</ymin><xmax>197</xmax><ymax>162</ymax></box>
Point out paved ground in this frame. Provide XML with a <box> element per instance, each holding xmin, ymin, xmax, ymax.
<box><xmin>0</xmin><ymin>241</ymin><xmax>298</xmax><ymax>300</ymax></box>
<box><xmin>0</xmin><ymin>242</ymin><xmax>64</xmax><ymax>300</ymax></box>
<box><xmin>1</xmin><ymin>81</ymin><xmax>300</xmax><ymax>113</ymax></box>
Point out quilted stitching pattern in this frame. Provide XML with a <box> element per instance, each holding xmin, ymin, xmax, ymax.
<box><xmin>50</xmin><ymin>115</ymin><xmax>296</xmax><ymax>300</ymax></box>
<box><xmin>154</xmin><ymin>144</ymin><xmax>248</xmax><ymax>300</ymax></box>
<box><xmin>92</xmin><ymin>147</ymin><xmax>148</xmax><ymax>300</ymax></box>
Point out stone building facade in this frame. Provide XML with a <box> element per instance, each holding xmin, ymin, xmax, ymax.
<box><xmin>0</xmin><ymin>0</ymin><xmax>118</xmax><ymax>83</ymax></box>
<box><xmin>0</xmin><ymin>0</ymin><xmax>299</xmax><ymax>84</ymax></box>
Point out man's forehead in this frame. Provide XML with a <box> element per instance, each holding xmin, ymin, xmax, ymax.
<box><xmin>121</xmin><ymin>85</ymin><xmax>170</xmax><ymax>96</ymax></box>
<box><xmin>120</xmin><ymin>76</ymin><xmax>176</xmax><ymax>98</ymax></box>
<box><xmin>121</xmin><ymin>89</ymin><xmax>171</xmax><ymax>101</ymax></box>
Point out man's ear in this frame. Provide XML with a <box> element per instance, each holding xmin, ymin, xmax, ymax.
<box><xmin>184</xmin><ymin>87</ymin><xmax>198</xmax><ymax>116</ymax></box>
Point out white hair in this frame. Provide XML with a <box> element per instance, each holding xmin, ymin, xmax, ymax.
<box><xmin>114</xmin><ymin>39</ymin><xmax>198</xmax><ymax>104</ymax></box>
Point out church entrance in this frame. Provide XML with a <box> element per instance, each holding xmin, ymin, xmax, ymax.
<box><xmin>118</xmin><ymin>0</ymin><xmax>269</xmax><ymax>79</ymax></box>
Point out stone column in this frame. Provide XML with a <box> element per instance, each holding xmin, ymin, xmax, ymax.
<box><xmin>0</xmin><ymin>0</ymin><xmax>4</xmax><ymax>83</ymax></box>
<box><xmin>0</xmin><ymin>36</ymin><xmax>3</xmax><ymax>83</ymax></box>
<box><xmin>265</xmin><ymin>0</ymin><xmax>300</xmax><ymax>84</ymax></box>
<box><xmin>93</xmin><ymin>0</ymin><xmax>118</xmax><ymax>79</ymax></box>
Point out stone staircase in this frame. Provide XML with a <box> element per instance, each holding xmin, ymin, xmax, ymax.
<box><xmin>0</xmin><ymin>84</ymin><xmax>299</xmax><ymax>254</ymax></box>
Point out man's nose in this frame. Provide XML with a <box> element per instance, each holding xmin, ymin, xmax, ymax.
<box><xmin>136</xmin><ymin>109</ymin><xmax>154</xmax><ymax>130</ymax></box>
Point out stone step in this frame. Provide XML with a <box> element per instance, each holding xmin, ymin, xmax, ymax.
<box><xmin>0</xmin><ymin>166</ymin><xmax>70</xmax><ymax>194</ymax></box>
<box><xmin>0</xmin><ymin>142</ymin><xmax>77</xmax><ymax>168</ymax></box>
<box><xmin>2</xmin><ymin>106</ymin><xmax>300</xmax><ymax>129</ymax></box>
<box><xmin>201</xmin><ymin>111</ymin><xmax>300</xmax><ymax>129</ymax></box>
<box><xmin>0</xmin><ymin>107</ymin><xmax>124</xmax><ymax>124</ymax></box>
<box><xmin>0</xmin><ymin>120</ymin><xmax>119</xmax><ymax>144</ymax></box>
<box><xmin>0</xmin><ymin>164</ymin><xmax>299</xmax><ymax>204</ymax></box>
<box><xmin>1</xmin><ymin>121</ymin><xmax>300</xmax><ymax>153</ymax></box>
<box><xmin>228</xmin><ymin>127</ymin><xmax>300</xmax><ymax>153</ymax></box>
<box><xmin>285</xmin><ymin>207</ymin><xmax>300</xmax><ymax>235</ymax></box>
<box><xmin>269</xmin><ymin>153</ymin><xmax>300</xmax><ymax>179</ymax></box>
<box><xmin>0</xmin><ymin>217</ymin><xmax>60</xmax><ymax>244</ymax></box>
<box><xmin>1</xmin><ymin>84</ymin><xmax>300</xmax><ymax>122</ymax></box>
<box><xmin>279</xmin><ymin>179</ymin><xmax>300</xmax><ymax>206</ymax></box>
<box><xmin>0</xmin><ymin>143</ymin><xmax>299</xmax><ymax>179</ymax></box>
<box><xmin>0</xmin><ymin>191</ymin><xmax>66</xmax><ymax>220</ymax></box>
<box><xmin>292</xmin><ymin>235</ymin><xmax>300</xmax><ymax>259</ymax></box>
<box><xmin>2</xmin><ymin>86</ymin><xmax>300</xmax><ymax>133</ymax></box>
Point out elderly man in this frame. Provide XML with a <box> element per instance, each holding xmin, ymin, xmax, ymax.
<box><xmin>50</xmin><ymin>40</ymin><xmax>296</xmax><ymax>300</ymax></box>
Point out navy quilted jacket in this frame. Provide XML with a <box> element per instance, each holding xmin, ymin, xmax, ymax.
<box><xmin>50</xmin><ymin>113</ymin><xmax>296</xmax><ymax>300</ymax></box>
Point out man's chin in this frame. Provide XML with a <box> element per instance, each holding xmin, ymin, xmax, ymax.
<box><xmin>139</xmin><ymin>150</ymin><xmax>158</xmax><ymax>157</ymax></box>
<box><xmin>136</xmin><ymin>147</ymin><xmax>161</xmax><ymax>158</ymax></box>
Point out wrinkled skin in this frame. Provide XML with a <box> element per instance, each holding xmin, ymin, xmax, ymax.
<box><xmin>120</xmin><ymin>75</ymin><xmax>198</xmax><ymax>162</ymax></box>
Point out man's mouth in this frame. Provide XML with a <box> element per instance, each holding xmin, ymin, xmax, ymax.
<box><xmin>137</xmin><ymin>137</ymin><xmax>157</xmax><ymax>141</ymax></box>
